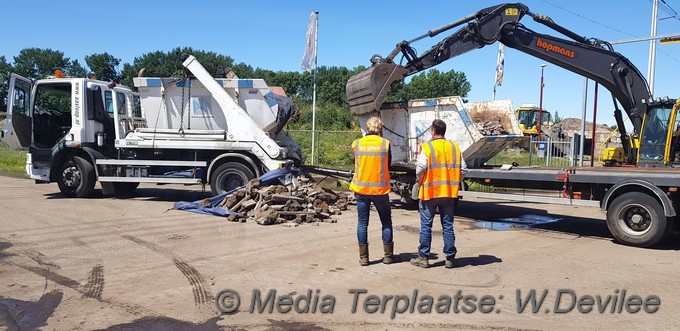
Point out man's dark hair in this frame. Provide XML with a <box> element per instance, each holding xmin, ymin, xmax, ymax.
<box><xmin>431</xmin><ymin>119</ymin><xmax>447</xmax><ymax>136</ymax></box>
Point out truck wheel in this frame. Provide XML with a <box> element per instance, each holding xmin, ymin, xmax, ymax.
<box><xmin>210</xmin><ymin>162</ymin><xmax>254</xmax><ymax>196</ymax></box>
<box><xmin>57</xmin><ymin>156</ymin><xmax>96</xmax><ymax>198</ymax></box>
<box><xmin>606</xmin><ymin>192</ymin><xmax>669</xmax><ymax>247</ymax></box>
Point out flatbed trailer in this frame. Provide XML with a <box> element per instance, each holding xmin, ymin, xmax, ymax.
<box><xmin>461</xmin><ymin>166</ymin><xmax>680</xmax><ymax>247</ymax></box>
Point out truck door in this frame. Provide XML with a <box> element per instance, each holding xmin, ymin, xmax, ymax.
<box><xmin>31</xmin><ymin>81</ymin><xmax>73</xmax><ymax>168</ymax></box>
<box><xmin>1</xmin><ymin>74</ymin><xmax>33</xmax><ymax>149</ymax></box>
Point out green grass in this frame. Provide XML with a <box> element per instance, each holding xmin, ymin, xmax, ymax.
<box><xmin>0</xmin><ymin>140</ymin><xmax>27</xmax><ymax>178</ymax></box>
<box><xmin>289</xmin><ymin>130</ymin><xmax>361</xmax><ymax>170</ymax></box>
<box><xmin>485</xmin><ymin>149</ymin><xmax>533</xmax><ymax>166</ymax></box>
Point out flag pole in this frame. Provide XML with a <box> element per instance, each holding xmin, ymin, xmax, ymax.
<box><xmin>310</xmin><ymin>12</ymin><xmax>319</xmax><ymax>165</ymax></box>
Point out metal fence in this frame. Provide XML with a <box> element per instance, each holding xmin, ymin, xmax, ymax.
<box><xmin>287</xmin><ymin>130</ymin><xmax>362</xmax><ymax>170</ymax></box>
<box><xmin>289</xmin><ymin>130</ymin><xmax>594</xmax><ymax>170</ymax></box>
<box><xmin>485</xmin><ymin>134</ymin><xmax>590</xmax><ymax>167</ymax></box>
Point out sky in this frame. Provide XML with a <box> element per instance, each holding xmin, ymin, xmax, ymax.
<box><xmin>2</xmin><ymin>0</ymin><xmax>680</xmax><ymax>127</ymax></box>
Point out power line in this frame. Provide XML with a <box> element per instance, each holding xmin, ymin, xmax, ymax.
<box><xmin>539</xmin><ymin>0</ymin><xmax>637</xmax><ymax>38</ymax></box>
<box><xmin>540</xmin><ymin>0</ymin><xmax>680</xmax><ymax>64</ymax></box>
<box><xmin>654</xmin><ymin>0</ymin><xmax>679</xmax><ymax>20</ymax></box>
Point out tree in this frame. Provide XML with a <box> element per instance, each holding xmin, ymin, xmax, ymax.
<box><xmin>13</xmin><ymin>48</ymin><xmax>70</xmax><ymax>79</ymax></box>
<box><xmin>553</xmin><ymin>110</ymin><xmax>563</xmax><ymax>124</ymax></box>
<box><xmin>121</xmin><ymin>47</ymin><xmax>235</xmax><ymax>88</ymax></box>
<box><xmin>315</xmin><ymin>66</ymin><xmax>358</xmax><ymax>107</ymax></box>
<box><xmin>85</xmin><ymin>53</ymin><xmax>121</xmax><ymax>82</ymax></box>
<box><xmin>387</xmin><ymin>68</ymin><xmax>471</xmax><ymax>102</ymax></box>
<box><xmin>67</xmin><ymin>59</ymin><xmax>88</xmax><ymax>78</ymax></box>
<box><xmin>0</xmin><ymin>56</ymin><xmax>13</xmax><ymax>114</ymax></box>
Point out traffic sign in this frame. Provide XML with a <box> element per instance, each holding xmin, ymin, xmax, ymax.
<box><xmin>660</xmin><ymin>36</ymin><xmax>680</xmax><ymax>44</ymax></box>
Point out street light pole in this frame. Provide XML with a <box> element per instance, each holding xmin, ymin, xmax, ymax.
<box><xmin>648</xmin><ymin>0</ymin><xmax>659</xmax><ymax>96</ymax></box>
<box><xmin>538</xmin><ymin>64</ymin><xmax>547</xmax><ymax>140</ymax></box>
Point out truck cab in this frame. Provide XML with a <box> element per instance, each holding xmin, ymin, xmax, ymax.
<box><xmin>2</xmin><ymin>73</ymin><xmax>138</xmax><ymax>182</ymax></box>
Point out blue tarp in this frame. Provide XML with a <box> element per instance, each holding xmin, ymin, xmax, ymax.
<box><xmin>173</xmin><ymin>165</ymin><xmax>296</xmax><ymax>217</ymax></box>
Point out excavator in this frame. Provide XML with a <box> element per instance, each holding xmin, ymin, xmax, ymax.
<box><xmin>516</xmin><ymin>104</ymin><xmax>552</xmax><ymax>136</ymax></box>
<box><xmin>346</xmin><ymin>2</ymin><xmax>679</xmax><ymax>167</ymax></box>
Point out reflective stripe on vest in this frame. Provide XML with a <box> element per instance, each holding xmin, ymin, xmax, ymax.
<box><xmin>419</xmin><ymin>139</ymin><xmax>462</xmax><ymax>200</ymax></box>
<box><xmin>349</xmin><ymin>135</ymin><xmax>391</xmax><ymax>195</ymax></box>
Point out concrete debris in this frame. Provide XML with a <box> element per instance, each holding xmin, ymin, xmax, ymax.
<box><xmin>218</xmin><ymin>176</ymin><xmax>352</xmax><ymax>225</ymax></box>
<box><xmin>475</xmin><ymin>120</ymin><xmax>509</xmax><ymax>135</ymax></box>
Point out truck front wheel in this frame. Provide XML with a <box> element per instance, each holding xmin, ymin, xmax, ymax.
<box><xmin>57</xmin><ymin>156</ymin><xmax>96</xmax><ymax>198</ymax></box>
<box><xmin>210</xmin><ymin>162</ymin><xmax>254</xmax><ymax>196</ymax></box>
<box><xmin>606</xmin><ymin>192</ymin><xmax>669</xmax><ymax>247</ymax></box>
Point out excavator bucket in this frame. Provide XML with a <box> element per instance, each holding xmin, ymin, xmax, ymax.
<box><xmin>346</xmin><ymin>62</ymin><xmax>408</xmax><ymax>115</ymax></box>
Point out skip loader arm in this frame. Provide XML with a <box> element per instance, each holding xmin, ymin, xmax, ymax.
<box><xmin>346</xmin><ymin>2</ymin><xmax>651</xmax><ymax>163</ymax></box>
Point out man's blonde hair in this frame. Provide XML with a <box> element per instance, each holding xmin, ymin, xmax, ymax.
<box><xmin>365</xmin><ymin>116</ymin><xmax>383</xmax><ymax>135</ymax></box>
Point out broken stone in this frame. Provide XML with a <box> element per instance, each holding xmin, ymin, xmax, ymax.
<box><xmin>241</xmin><ymin>199</ymin><xmax>257</xmax><ymax>211</ymax></box>
<box><xmin>255</xmin><ymin>209</ymin><xmax>279</xmax><ymax>225</ymax></box>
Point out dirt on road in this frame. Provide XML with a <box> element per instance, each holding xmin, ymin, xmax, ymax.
<box><xmin>0</xmin><ymin>176</ymin><xmax>678</xmax><ymax>330</ymax></box>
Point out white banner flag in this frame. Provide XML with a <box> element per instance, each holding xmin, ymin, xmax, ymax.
<box><xmin>495</xmin><ymin>44</ymin><xmax>505</xmax><ymax>87</ymax></box>
<box><xmin>301</xmin><ymin>11</ymin><xmax>318</xmax><ymax>72</ymax></box>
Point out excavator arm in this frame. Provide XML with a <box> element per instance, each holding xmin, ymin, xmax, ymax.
<box><xmin>346</xmin><ymin>3</ymin><xmax>651</xmax><ymax>162</ymax></box>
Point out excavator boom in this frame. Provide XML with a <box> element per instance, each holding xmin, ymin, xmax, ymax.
<box><xmin>346</xmin><ymin>2</ymin><xmax>652</xmax><ymax>162</ymax></box>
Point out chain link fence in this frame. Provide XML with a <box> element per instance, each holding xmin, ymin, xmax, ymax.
<box><xmin>287</xmin><ymin>130</ymin><xmax>362</xmax><ymax>170</ymax></box>
<box><xmin>485</xmin><ymin>134</ymin><xmax>594</xmax><ymax>167</ymax></box>
<box><xmin>289</xmin><ymin>130</ymin><xmax>601</xmax><ymax>170</ymax></box>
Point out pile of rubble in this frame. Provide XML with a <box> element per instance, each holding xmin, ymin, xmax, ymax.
<box><xmin>475</xmin><ymin>120</ymin><xmax>510</xmax><ymax>135</ymax></box>
<box><xmin>209</xmin><ymin>176</ymin><xmax>352</xmax><ymax>225</ymax></box>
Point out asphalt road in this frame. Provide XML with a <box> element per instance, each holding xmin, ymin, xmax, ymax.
<box><xmin>0</xmin><ymin>176</ymin><xmax>678</xmax><ymax>330</ymax></box>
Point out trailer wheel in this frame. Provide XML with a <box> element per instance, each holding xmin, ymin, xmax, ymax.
<box><xmin>210</xmin><ymin>162</ymin><xmax>254</xmax><ymax>196</ymax></box>
<box><xmin>57</xmin><ymin>156</ymin><xmax>96</xmax><ymax>198</ymax></box>
<box><xmin>606</xmin><ymin>192</ymin><xmax>669</xmax><ymax>247</ymax></box>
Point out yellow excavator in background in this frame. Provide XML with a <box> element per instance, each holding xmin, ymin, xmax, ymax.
<box><xmin>516</xmin><ymin>104</ymin><xmax>552</xmax><ymax>135</ymax></box>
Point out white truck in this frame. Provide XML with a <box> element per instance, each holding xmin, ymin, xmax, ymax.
<box><xmin>1</xmin><ymin>55</ymin><xmax>301</xmax><ymax>197</ymax></box>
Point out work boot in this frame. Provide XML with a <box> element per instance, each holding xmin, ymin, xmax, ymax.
<box><xmin>382</xmin><ymin>242</ymin><xmax>399</xmax><ymax>264</ymax></box>
<box><xmin>359</xmin><ymin>244</ymin><xmax>369</xmax><ymax>266</ymax></box>
<box><xmin>410</xmin><ymin>253</ymin><xmax>429</xmax><ymax>268</ymax></box>
<box><xmin>445</xmin><ymin>257</ymin><xmax>456</xmax><ymax>269</ymax></box>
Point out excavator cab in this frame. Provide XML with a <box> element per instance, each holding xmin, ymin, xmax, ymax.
<box><xmin>636</xmin><ymin>98</ymin><xmax>680</xmax><ymax>166</ymax></box>
<box><xmin>517</xmin><ymin>104</ymin><xmax>552</xmax><ymax>136</ymax></box>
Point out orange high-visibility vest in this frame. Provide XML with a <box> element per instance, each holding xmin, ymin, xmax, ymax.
<box><xmin>419</xmin><ymin>139</ymin><xmax>461</xmax><ymax>200</ymax></box>
<box><xmin>349</xmin><ymin>135</ymin><xmax>391</xmax><ymax>195</ymax></box>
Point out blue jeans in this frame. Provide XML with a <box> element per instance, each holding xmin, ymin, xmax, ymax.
<box><xmin>418</xmin><ymin>198</ymin><xmax>457</xmax><ymax>259</ymax></box>
<box><xmin>355</xmin><ymin>193</ymin><xmax>393</xmax><ymax>245</ymax></box>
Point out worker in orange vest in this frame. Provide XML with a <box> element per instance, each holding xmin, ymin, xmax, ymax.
<box><xmin>350</xmin><ymin>116</ymin><xmax>397</xmax><ymax>266</ymax></box>
<box><xmin>410</xmin><ymin>119</ymin><xmax>467</xmax><ymax>269</ymax></box>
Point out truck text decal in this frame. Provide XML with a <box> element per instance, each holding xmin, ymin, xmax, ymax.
<box><xmin>536</xmin><ymin>38</ymin><xmax>575</xmax><ymax>59</ymax></box>
<box><xmin>74</xmin><ymin>82</ymin><xmax>80</xmax><ymax>126</ymax></box>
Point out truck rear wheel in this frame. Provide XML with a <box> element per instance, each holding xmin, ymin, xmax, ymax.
<box><xmin>606</xmin><ymin>192</ymin><xmax>669</xmax><ymax>247</ymax></box>
<box><xmin>57</xmin><ymin>156</ymin><xmax>96</xmax><ymax>198</ymax></box>
<box><xmin>210</xmin><ymin>162</ymin><xmax>254</xmax><ymax>196</ymax></box>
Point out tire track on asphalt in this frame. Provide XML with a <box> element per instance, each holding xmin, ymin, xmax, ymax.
<box><xmin>83</xmin><ymin>264</ymin><xmax>104</xmax><ymax>300</ymax></box>
<box><xmin>1</xmin><ymin>261</ymin><xmax>159</xmax><ymax>317</ymax></box>
<box><xmin>0</xmin><ymin>237</ymin><xmax>160</xmax><ymax>318</ymax></box>
<box><xmin>121</xmin><ymin>235</ymin><xmax>212</xmax><ymax>306</ymax></box>
<box><xmin>70</xmin><ymin>236</ymin><xmax>89</xmax><ymax>248</ymax></box>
